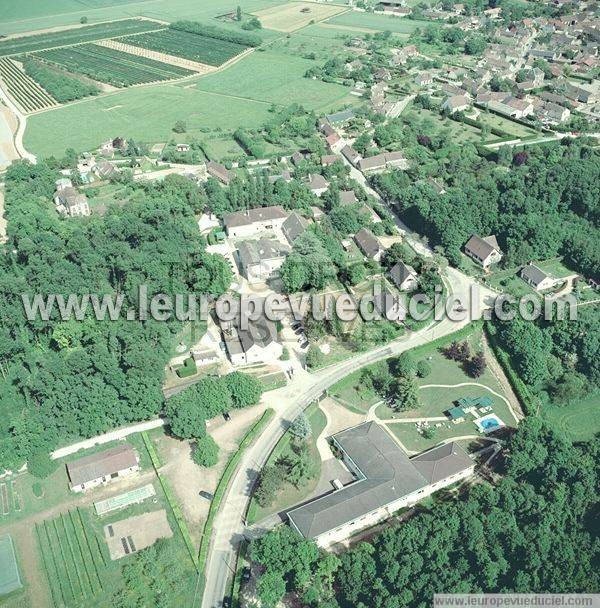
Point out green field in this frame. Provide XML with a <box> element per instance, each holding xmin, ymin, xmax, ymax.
<box><xmin>0</xmin><ymin>0</ymin><xmax>279</xmax><ymax>36</ymax></box>
<box><xmin>0</xmin><ymin>534</ymin><xmax>22</xmax><ymax>597</ymax></box>
<box><xmin>24</xmin><ymin>85</ymin><xmax>273</xmax><ymax>156</ymax></box>
<box><xmin>325</xmin><ymin>11</ymin><xmax>430</xmax><ymax>35</ymax></box>
<box><xmin>121</xmin><ymin>29</ymin><xmax>248</xmax><ymax>66</ymax></box>
<box><xmin>36</xmin><ymin>510</ymin><xmax>107</xmax><ymax>607</ymax></box>
<box><xmin>542</xmin><ymin>394</ymin><xmax>600</xmax><ymax>442</ymax></box>
<box><xmin>192</xmin><ymin>48</ymin><xmax>353</xmax><ymax>108</ymax></box>
<box><xmin>35</xmin><ymin>43</ymin><xmax>194</xmax><ymax>86</ymax></box>
<box><xmin>0</xmin><ymin>19</ymin><xmax>162</xmax><ymax>56</ymax></box>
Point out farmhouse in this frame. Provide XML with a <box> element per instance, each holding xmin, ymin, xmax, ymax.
<box><xmin>238</xmin><ymin>238</ymin><xmax>290</xmax><ymax>284</ymax></box>
<box><xmin>464</xmin><ymin>234</ymin><xmax>502</xmax><ymax>268</ymax></box>
<box><xmin>389</xmin><ymin>261</ymin><xmax>418</xmax><ymax>291</ymax></box>
<box><xmin>355</xmin><ymin>227</ymin><xmax>385</xmax><ymax>262</ymax></box>
<box><xmin>223</xmin><ymin>206</ymin><xmax>288</xmax><ymax>237</ymax></box>
<box><xmin>306</xmin><ymin>174</ymin><xmax>330</xmax><ymax>197</ymax></box>
<box><xmin>287</xmin><ymin>422</ymin><xmax>474</xmax><ymax>547</ymax></box>
<box><xmin>442</xmin><ymin>95</ymin><xmax>471</xmax><ymax>113</ymax></box>
<box><xmin>93</xmin><ymin>161</ymin><xmax>117</xmax><ymax>180</ymax></box>
<box><xmin>66</xmin><ymin>444</ymin><xmax>140</xmax><ymax>493</ymax></box>
<box><xmin>520</xmin><ymin>263</ymin><xmax>557</xmax><ymax>291</ymax></box>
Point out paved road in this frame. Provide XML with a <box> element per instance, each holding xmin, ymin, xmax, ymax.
<box><xmin>200</xmin><ymin>265</ymin><xmax>493</xmax><ymax>608</ymax></box>
<box><xmin>0</xmin><ymin>85</ymin><xmax>36</xmax><ymax>163</ymax></box>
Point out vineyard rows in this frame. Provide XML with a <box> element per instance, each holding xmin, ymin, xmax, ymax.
<box><xmin>0</xmin><ymin>58</ymin><xmax>57</xmax><ymax>113</ymax></box>
<box><xmin>34</xmin><ymin>43</ymin><xmax>195</xmax><ymax>87</ymax></box>
<box><xmin>120</xmin><ymin>29</ymin><xmax>248</xmax><ymax>67</ymax></box>
<box><xmin>36</xmin><ymin>509</ymin><xmax>107</xmax><ymax>608</ymax></box>
<box><xmin>0</xmin><ymin>19</ymin><xmax>164</xmax><ymax>57</ymax></box>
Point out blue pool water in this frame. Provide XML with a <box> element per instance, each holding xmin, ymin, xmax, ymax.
<box><xmin>482</xmin><ymin>418</ymin><xmax>499</xmax><ymax>429</ymax></box>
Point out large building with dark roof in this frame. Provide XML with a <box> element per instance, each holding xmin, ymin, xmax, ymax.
<box><xmin>287</xmin><ymin>422</ymin><xmax>474</xmax><ymax>546</ymax></box>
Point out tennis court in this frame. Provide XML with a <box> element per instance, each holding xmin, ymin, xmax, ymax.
<box><xmin>0</xmin><ymin>534</ymin><xmax>22</xmax><ymax>596</ymax></box>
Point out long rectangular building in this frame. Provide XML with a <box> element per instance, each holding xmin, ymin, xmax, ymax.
<box><xmin>287</xmin><ymin>422</ymin><xmax>474</xmax><ymax>547</ymax></box>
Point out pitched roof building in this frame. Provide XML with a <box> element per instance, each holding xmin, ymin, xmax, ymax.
<box><xmin>287</xmin><ymin>422</ymin><xmax>474</xmax><ymax>546</ymax></box>
<box><xmin>464</xmin><ymin>234</ymin><xmax>503</xmax><ymax>268</ymax></box>
<box><xmin>354</xmin><ymin>227</ymin><xmax>384</xmax><ymax>261</ymax></box>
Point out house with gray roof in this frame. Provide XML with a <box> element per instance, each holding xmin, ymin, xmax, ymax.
<box><xmin>520</xmin><ymin>263</ymin><xmax>558</xmax><ymax>291</ymax></box>
<box><xmin>282</xmin><ymin>212</ymin><xmax>309</xmax><ymax>245</ymax></box>
<box><xmin>464</xmin><ymin>234</ymin><xmax>502</xmax><ymax>268</ymax></box>
<box><xmin>354</xmin><ymin>228</ymin><xmax>385</xmax><ymax>262</ymax></box>
<box><xmin>223</xmin><ymin>206</ymin><xmax>288</xmax><ymax>238</ymax></box>
<box><xmin>287</xmin><ymin>422</ymin><xmax>474</xmax><ymax>546</ymax></box>
<box><xmin>237</xmin><ymin>239</ymin><xmax>290</xmax><ymax>284</ymax></box>
<box><xmin>389</xmin><ymin>261</ymin><xmax>418</xmax><ymax>291</ymax></box>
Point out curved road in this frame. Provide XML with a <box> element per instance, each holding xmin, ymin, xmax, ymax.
<box><xmin>200</xmin><ymin>267</ymin><xmax>494</xmax><ymax>608</ymax></box>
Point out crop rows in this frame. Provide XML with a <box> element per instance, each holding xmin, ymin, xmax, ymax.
<box><xmin>120</xmin><ymin>29</ymin><xmax>248</xmax><ymax>66</ymax></box>
<box><xmin>36</xmin><ymin>510</ymin><xmax>106</xmax><ymax>608</ymax></box>
<box><xmin>0</xmin><ymin>58</ymin><xmax>57</xmax><ymax>113</ymax></box>
<box><xmin>0</xmin><ymin>19</ymin><xmax>164</xmax><ymax>57</ymax></box>
<box><xmin>34</xmin><ymin>44</ymin><xmax>194</xmax><ymax>87</ymax></box>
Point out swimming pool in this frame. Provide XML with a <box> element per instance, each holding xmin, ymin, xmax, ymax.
<box><xmin>474</xmin><ymin>414</ymin><xmax>505</xmax><ymax>434</ymax></box>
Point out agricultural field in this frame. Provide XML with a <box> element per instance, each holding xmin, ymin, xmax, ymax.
<box><xmin>0</xmin><ymin>58</ymin><xmax>57</xmax><ymax>113</ymax></box>
<box><xmin>120</xmin><ymin>29</ymin><xmax>249</xmax><ymax>66</ymax></box>
<box><xmin>34</xmin><ymin>44</ymin><xmax>194</xmax><ymax>87</ymax></box>
<box><xmin>325</xmin><ymin>11</ymin><xmax>431</xmax><ymax>35</ymax></box>
<box><xmin>252</xmin><ymin>2</ymin><xmax>348</xmax><ymax>32</ymax></box>
<box><xmin>0</xmin><ymin>19</ymin><xmax>163</xmax><ymax>56</ymax></box>
<box><xmin>35</xmin><ymin>509</ymin><xmax>108</xmax><ymax>607</ymax></box>
<box><xmin>542</xmin><ymin>394</ymin><xmax>600</xmax><ymax>442</ymax></box>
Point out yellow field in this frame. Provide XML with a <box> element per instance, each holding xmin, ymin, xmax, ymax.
<box><xmin>253</xmin><ymin>1</ymin><xmax>347</xmax><ymax>32</ymax></box>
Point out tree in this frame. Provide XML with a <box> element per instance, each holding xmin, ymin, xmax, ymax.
<box><xmin>224</xmin><ymin>372</ymin><xmax>262</xmax><ymax>409</ymax></box>
<box><xmin>287</xmin><ymin>441</ymin><xmax>315</xmax><ymax>488</ymax></box>
<box><xmin>306</xmin><ymin>345</ymin><xmax>324</xmax><ymax>370</ymax></box>
<box><xmin>236</xmin><ymin>5</ymin><xmax>242</xmax><ymax>21</ymax></box>
<box><xmin>192</xmin><ymin>435</ymin><xmax>219</xmax><ymax>467</ymax></box>
<box><xmin>394</xmin><ymin>375</ymin><xmax>420</xmax><ymax>410</ymax></box>
<box><xmin>80</xmin><ymin>16</ymin><xmax>88</xmax><ymax>23</ymax></box>
<box><xmin>467</xmin><ymin>352</ymin><xmax>487</xmax><ymax>377</ymax></box>
<box><xmin>27</xmin><ymin>451</ymin><xmax>59</xmax><ymax>479</ymax></box>
<box><xmin>167</xmin><ymin>390</ymin><xmax>207</xmax><ymax>439</ymax></box>
<box><xmin>255</xmin><ymin>462</ymin><xmax>287</xmax><ymax>506</ymax></box>
<box><xmin>416</xmin><ymin>359</ymin><xmax>432</xmax><ymax>378</ymax></box>
<box><xmin>392</xmin><ymin>352</ymin><xmax>415</xmax><ymax>377</ymax></box>
<box><xmin>172</xmin><ymin>120</ymin><xmax>187</xmax><ymax>133</ymax></box>
<box><xmin>257</xmin><ymin>570</ymin><xmax>286</xmax><ymax>608</ymax></box>
<box><xmin>290</xmin><ymin>412</ymin><xmax>311</xmax><ymax>439</ymax></box>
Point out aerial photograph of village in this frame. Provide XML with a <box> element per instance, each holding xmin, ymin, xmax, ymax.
<box><xmin>0</xmin><ymin>0</ymin><xmax>598</xmax><ymax>607</ymax></box>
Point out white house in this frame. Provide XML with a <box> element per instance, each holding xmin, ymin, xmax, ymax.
<box><xmin>223</xmin><ymin>206</ymin><xmax>288</xmax><ymax>238</ymax></box>
<box><xmin>238</xmin><ymin>239</ymin><xmax>290</xmax><ymax>284</ymax></box>
<box><xmin>389</xmin><ymin>261</ymin><xmax>418</xmax><ymax>291</ymax></box>
<box><xmin>520</xmin><ymin>263</ymin><xmax>557</xmax><ymax>291</ymax></box>
<box><xmin>464</xmin><ymin>234</ymin><xmax>503</xmax><ymax>268</ymax></box>
<box><xmin>54</xmin><ymin>184</ymin><xmax>90</xmax><ymax>217</ymax></box>
<box><xmin>287</xmin><ymin>422</ymin><xmax>474</xmax><ymax>547</ymax></box>
<box><xmin>67</xmin><ymin>444</ymin><xmax>140</xmax><ymax>493</ymax></box>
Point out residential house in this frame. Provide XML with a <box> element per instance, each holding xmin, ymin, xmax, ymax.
<box><xmin>287</xmin><ymin>422</ymin><xmax>475</xmax><ymax>547</ymax></box>
<box><xmin>321</xmin><ymin>154</ymin><xmax>339</xmax><ymax>167</ymax></box>
<box><xmin>282</xmin><ymin>212</ymin><xmax>309</xmax><ymax>245</ymax></box>
<box><xmin>442</xmin><ymin>95</ymin><xmax>471</xmax><ymax>114</ymax></box>
<box><xmin>341</xmin><ymin>145</ymin><xmax>361</xmax><ymax>166</ymax></box>
<box><xmin>207</xmin><ymin>161</ymin><xmax>231</xmax><ymax>185</ymax></box>
<box><xmin>176</xmin><ymin>143</ymin><xmax>190</xmax><ymax>152</ymax></box>
<box><xmin>414</xmin><ymin>73</ymin><xmax>434</xmax><ymax>86</ymax></box>
<box><xmin>238</xmin><ymin>239</ymin><xmax>290</xmax><ymax>284</ymax></box>
<box><xmin>520</xmin><ymin>264</ymin><xmax>558</xmax><ymax>291</ymax></box>
<box><xmin>220</xmin><ymin>310</ymin><xmax>283</xmax><ymax>366</ymax></box>
<box><xmin>374</xmin><ymin>287</ymin><xmax>406</xmax><ymax>323</ymax></box>
<box><xmin>54</xmin><ymin>185</ymin><xmax>90</xmax><ymax>217</ymax></box>
<box><xmin>326</xmin><ymin>109</ymin><xmax>355</xmax><ymax>125</ymax></box>
<box><xmin>464</xmin><ymin>234</ymin><xmax>503</xmax><ymax>268</ymax></box>
<box><xmin>374</xmin><ymin>68</ymin><xmax>392</xmax><ymax>82</ymax></box>
<box><xmin>291</xmin><ymin>151</ymin><xmax>306</xmax><ymax>166</ymax></box>
<box><xmin>67</xmin><ymin>444</ymin><xmax>140</xmax><ymax>493</ymax></box>
<box><xmin>358</xmin><ymin>152</ymin><xmax>408</xmax><ymax>174</ymax></box>
<box><xmin>223</xmin><ymin>205</ymin><xmax>288</xmax><ymax>238</ymax></box>
<box><xmin>389</xmin><ymin>261</ymin><xmax>418</xmax><ymax>291</ymax></box>
<box><xmin>325</xmin><ymin>132</ymin><xmax>345</xmax><ymax>153</ymax></box>
<box><xmin>93</xmin><ymin>161</ymin><xmax>117</xmax><ymax>180</ymax></box>
<box><xmin>306</xmin><ymin>174</ymin><xmax>330</xmax><ymax>197</ymax></box>
<box><xmin>355</xmin><ymin>228</ymin><xmax>384</xmax><ymax>262</ymax></box>
<box><xmin>339</xmin><ymin>189</ymin><xmax>358</xmax><ymax>206</ymax></box>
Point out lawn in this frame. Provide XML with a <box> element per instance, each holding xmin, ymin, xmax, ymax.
<box><xmin>536</xmin><ymin>258</ymin><xmax>576</xmax><ymax>279</ymax></box>
<box><xmin>247</xmin><ymin>402</ymin><xmax>327</xmax><ymax>524</ymax></box>
<box><xmin>25</xmin><ymin>85</ymin><xmax>273</xmax><ymax>157</ymax></box>
<box><xmin>252</xmin><ymin>2</ymin><xmax>347</xmax><ymax>32</ymax></box>
<box><xmin>193</xmin><ymin>48</ymin><xmax>353</xmax><ymax>110</ymax></box>
<box><xmin>325</xmin><ymin>12</ymin><xmax>430</xmax><ymax>35</ymax></box>
<box><xmin>476</xmin><ymin>110</ymin><xmax>537</xmax><ymax>139</ymax></box>
<box><xmin>542</xmin><ymin>393</ymin><xmax>600</xmax><ymax>442</ymax></box>
<box><xmin>487</xmin><ymin>267</ymin><xmax>536</xmax><ymax>299</ymax></box>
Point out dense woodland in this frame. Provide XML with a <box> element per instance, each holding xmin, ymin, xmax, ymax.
<box><xmin>251</xmin><ymin>418</ymin><xmax>600</xmax><ymax>607</ymax></box>
<box><xmin>373</xmin><ymin>139</ymin><xmax>599</xmax><ymax>280</ymax></box>
<box><xmin>0</xmin><ymin>161</ymin><xmax>231</xmax><ymax>473</ymax></box>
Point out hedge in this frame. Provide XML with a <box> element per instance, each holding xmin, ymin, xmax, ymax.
<box><xmin>141</xmin><ymin>432</ymin><xmax>199</xmax><ymax>571</ymax></box>
<box><xmin>169</xmin><ymin>21</ymin><xmax>261</xmax><ymax>47</ymax></box>
<box><xmin>197</xmin><ymin>409</ymin><xmax>274</xmax><ymax>573</ymax></box>
<box><xmin>484</xmin><ymin>323</ymin><xmax>538</xmax><ymax>417</ymax></box>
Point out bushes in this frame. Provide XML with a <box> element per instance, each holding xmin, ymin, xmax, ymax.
<box><xmin>21</xmin><ymin>58</ymin><xmax>99</xmax><ymax>102</ymax></box>
<box><xmin>233</xmin><ymin>128</ymin><xmax>266</xmax><ymax>158</ymax></box>
<box><xmin>193</xmin><ymin>435</ymin><xmax>219</xmax><ymax>467</ymax></box>
<box><xmin>169</xmin><ymin>21</ymin><xmax>261</xmax><ymax>47</ymax></box>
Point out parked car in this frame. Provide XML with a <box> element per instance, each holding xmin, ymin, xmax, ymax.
<box><xmin>291</xmin><ymin>321</ymin><xmax>302</xmax><ymax>330</ymax></box>
<box><xmin>294</xmin><ymin>327</ymin><xmax>304</xmax><ymax>335</ymax></box>
<box><xmin>242</xmin><ymin>567</ymin><xmax>251</xmax><ymax>582</ymax></box>
<box><xmin>199</xmin><ymin>490</ymin><xmax>213</xmax><ymax>500</ymax></box>
<box><xmin>299</xmin><ymin>340</ymin><xmax>309</xmax><ymax>349</ymax></box>
<box><xmin>223</xmin><ymin>411</ymin><xmax>231</xmax><ymax>422</ymax></box>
